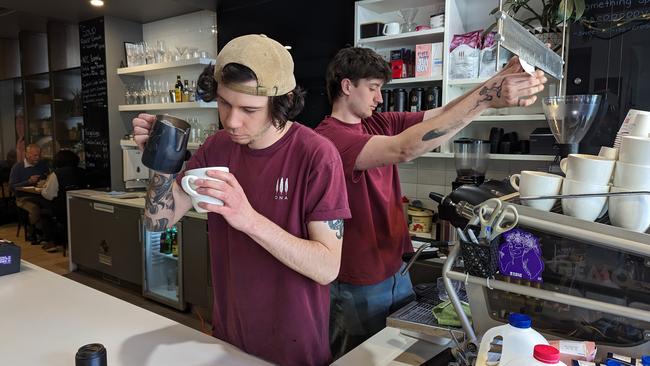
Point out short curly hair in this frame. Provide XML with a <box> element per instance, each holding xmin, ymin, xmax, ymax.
<box><xmin>326</xmin><ymin>47</ymin><xmax>392</xmax><ymax>104</ymax></box>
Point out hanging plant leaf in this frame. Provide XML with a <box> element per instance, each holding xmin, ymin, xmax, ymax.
<box><xmin>574</xmin><ymin>0</ymin><xmax>586</xmax><ymax>21</ymax></box>
<box><xmin>557</xmin><ymin>0</ymin><xmax>574</xmax><ymax>23</ymax></box>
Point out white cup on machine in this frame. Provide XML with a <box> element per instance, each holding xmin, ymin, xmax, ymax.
<box><xmin>598</xmin><ymin>146</ymin><xmax>619</xmax><ymax>160</ymax></box>
<box><xmin>510</xmin><ymin>171</ymin><xmax>563</xmax><ymax>212</ymax></box>
<box><xmin>561</xmin><ymin>179</ymin><xmax>610</xmax><ymax>222</ymax></box>
<box><xmin>608</xmin><ymin>186</ymin><xmax>650</xmax><ymax>232</ymax></box>
<box><xmin>181</xmin><ymin>167</ymin><xmax>229</xmax><ymax>213</ymax></box>
<box><xmin>628</xmin><ymin>113</ymin><xmax>650</xmax><ymax>138</ymax></box>
<box><xmin>382</xmin><ymin>22</ymin><xmax>401</xmax><ymax>35</ymax></box>
<box><xmin>560</xmin><ymin>153</ymin><xmax>615</xmax><ymax>186</ymax></box>
<box><xmin>619</xmin><ymin>136</ymin><xmax>650</xmax><ymax>166</ymax></box>
<box><xmin>613</xmin><ymin>161</ymin><xmax>650</xmax><ymax>189</ymax></box>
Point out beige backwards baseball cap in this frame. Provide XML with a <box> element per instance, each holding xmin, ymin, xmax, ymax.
<box><xmin>214</xmin><ymin>34</ymin><xmax>296</xmax><ymax>96</ymax></box>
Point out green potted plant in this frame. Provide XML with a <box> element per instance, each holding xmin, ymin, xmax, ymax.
<box><xmin>486</xmin><ymin>0</ymin><xmax>586</xmax><ymax>50</ymax></box>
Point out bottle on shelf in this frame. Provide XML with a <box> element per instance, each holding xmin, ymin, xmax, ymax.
<box><xmin>174</xmin><ymin>75</ymin><xmax>183</xmax><ymax>103</ymax></box>
<box><xmin>159</xmin><ymin>231</ymin><xmax>168</xmax><ymax>254</ymax></box>
<box><xmin>163</xmin><ymin>228</ymin><xmax>172</xmax><ymax>255</ymax></box>
<box><xmin>182</xmin><ymin>80</ymin><xmax>190</xmax><ymax>102</ymax></box>
<box><xmin>189</xmin><ymin>80</ymin><xmax>196</xmax><ymax>102</ymax></box>
<box><xmin>171</xmin><ymin>227</ymin><xmax>179</xmax><ymax>257</ymax></box>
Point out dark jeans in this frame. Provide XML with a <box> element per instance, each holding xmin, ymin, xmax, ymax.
<box><xmin>329</xmin><ymin>263</ymin><xmax>415</xmax><ymax>360</ymax></box>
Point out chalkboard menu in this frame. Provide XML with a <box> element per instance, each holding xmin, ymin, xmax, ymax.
<box><xmin>79</xmin><ymin>17</ymin><xmax>110</xmax><ymax>188</ymax></box>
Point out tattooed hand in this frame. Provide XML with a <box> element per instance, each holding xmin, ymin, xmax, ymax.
<box><xmin>132</xmin><ymin>113</ymin><xmax>156</xmax><ymax>150</ymax></box>
<box><xmin>471</xmin><ymin>69</ymin><xmax>547</xmax><ymax>111</ymax></box>
<box><xmin>144</xmin><ymin>173</ymin><xmax>175</xmax><ymax>231</ymax></box>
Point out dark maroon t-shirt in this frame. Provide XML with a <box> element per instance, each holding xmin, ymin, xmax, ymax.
<box><xmin>176</xmin><ymin>123</ymin><xmax>351</xmax><ymax>366</ymax></box>
<box><xmin>315</xmin><ymin>112</ymin><xmax>425</xmax><ymax>285</ymax></box>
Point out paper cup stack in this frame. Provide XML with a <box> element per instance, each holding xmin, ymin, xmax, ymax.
<box><xmin>609</xmin><ymin>114</ymin><xmax>650</xmax><ymax>232</ymax></box>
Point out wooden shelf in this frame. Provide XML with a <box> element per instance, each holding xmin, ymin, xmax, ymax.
<box><xmin>117</xmin><ymin>58</ymin><xmax>215</xmax><ymax>76</ymax></box>
<box><xmin>475</xmin><ymin>114</ymin><xmax>547</xmax><ymax>122</ymax></box>
<box><xmin>357</xmin><ymin>28</ymin><xmax>444</xmax><ymax>49</ymax></box>
<box><xmin>386</xmin><ymin>76</ymin><xmax>442</xmax><ymax>86</ymax></box>
<box><xmin>120</xmin><ymin>139</ymin><xmax>202</xmax><ymax>150</ymax></box>
<box><xmin>421</xmin><ymin>152</ymin><xmax>555</xmax><ymax>161</ymax></box>
<box><xmin>118</xmin><ymin>101</ymin><xmax>217</xmax><ymax>111</ymax></box>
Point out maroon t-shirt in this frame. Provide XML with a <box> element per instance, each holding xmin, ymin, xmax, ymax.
<box><xmin>315</xmin><ymin>112</ymin><xmax>425</xmax><ymax>285</ymax></box>
<box><xmin>176</xmin><ymin>123</ymin><xmax>351</xmax><ymax>366</ymax></box>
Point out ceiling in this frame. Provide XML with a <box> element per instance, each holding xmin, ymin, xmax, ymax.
<box><xmin>0</xmin><ymin>0</ymin><xmax>216</xmax><ymax>38</ymax></box>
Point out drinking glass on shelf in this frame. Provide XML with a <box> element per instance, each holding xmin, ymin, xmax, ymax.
<box><xmin>175</xmin><ymin>46</ymin><xmax>188</xmax><ymax>61</ymax></box>
<box><xmin>155</xmin><ymin>40</ymin><xmax>166</xmax><ymax>64</ymax></box>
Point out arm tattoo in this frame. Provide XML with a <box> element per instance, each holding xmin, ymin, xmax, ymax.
<box><xmin>326</xmin><ymin>219</ymin><xmax>344</xmax><ymax>240</ymax></box>
<box><xmin>422</xmin><ymin>120</ymin><xmax>463</xmax><ymax>141</ymax></box>
<box><xmin>144</xmin><ymin>173</ymin><xmax>175</xmax><ymax>231</ymax></box>
<box><xmin>470</xmin><ymin>78</ymin><xmax>506</xmax><ymax>111</ymax></box>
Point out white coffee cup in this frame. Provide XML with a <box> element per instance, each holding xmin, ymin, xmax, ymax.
<box><xmin>561</xmin><ymin>179</ymin><xmax>609</xmax><ymax>222</ymax></box>
<box><xmin>629</xmin><ymin>113</ymin><xmax>650</xmax><ymax>138</ymax></box>
<box><xmin>430</xmin><ymin>14</ymin><xmax>445</xmax><ymax>28</ymax></box>
<box><xmin>619</xmin><ymin>135</ymin><xmax>650</xmax><ymax>165</ymax></box>
<box><xmin>560</xmin><ymin>153</ymin><xmax>615</xmax><ymax>186</ymax></box>
<box><xmin>613</xmin><ymin>161</ymin><xmax>650</xmax><ymax>190</ymax></box>
<box><xmin>608</xmin><ymin>186</ymin><xmax>650</xmax><ymax>232</ymax></box>
<box><xmin>181</xmin><ymin>167</ymin><xmax>229</xmax><ymax>213</ymax></box>
<box><xmin>383</xmin><ymin>22</ymin><xmax>400</xmax><ymax>36</ymax></box>
<box><xmin>510</xmin><ymin>171</ymin><xmax>563</xmax><ymax>212</ymax></box>
<box><xmin>598</xmin><ymin>146</ymin><xmax>618</xmax><ymax>160</ymax></box>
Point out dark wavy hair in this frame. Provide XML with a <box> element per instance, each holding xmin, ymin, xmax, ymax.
<box><xmin>326</xmin><ymin>47</ymin><xmax>392</xmax><ymax>104</ymax></box>
<box><xmin>197</xmin><ymin>63</ymin><xmax>305</xmax><ymax>130</ymax></box>
<box><xmin>54</xmin><ymin>150</ymin><xmax>80</xmax><ymax>169</ymax></box>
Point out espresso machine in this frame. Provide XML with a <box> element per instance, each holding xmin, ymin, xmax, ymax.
<box><xmin>120</xmin><ymin>138</ymin><xmax>150</xmax><ymax>190</ymax></box>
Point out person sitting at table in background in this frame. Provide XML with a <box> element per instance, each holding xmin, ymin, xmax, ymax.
<box><xmin>40</xmin><ymin>150</ymin><xmax>85</xmax><ymax>253</ymax></box>
<box><xmin>9</xmin><ymin>144</ymin><xmax>50</xmax><ymax>244</ymax></box>
<box><xmin>132</xmin><ymin>34</ymin><xmax>350</xmax><ymax>366</ymax></box>
<box><xmin>315</xmin><ymin>47</ymin><xmax>547</xmax><ymax>358</ymax></box>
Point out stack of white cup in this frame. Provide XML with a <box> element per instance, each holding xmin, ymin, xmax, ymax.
<box><xmin>559</xmin><ymin>153</ymin><xmax>614</xmax><ymax>222</ymax></box>
<box><xmin>609</xmin><ymin>114</ymin><xmax>650</xmax><ymax>232</ymax></box>
<box><xmin>510</xmin><ymin>171</ymin><xmax>563</xmax><ymax>212</ymax></box>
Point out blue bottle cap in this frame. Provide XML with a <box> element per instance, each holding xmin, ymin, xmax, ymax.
<box><xmin>508</xmin><ymin>313</ymin><xmax>532</xmax><ymax>329</ymax></box>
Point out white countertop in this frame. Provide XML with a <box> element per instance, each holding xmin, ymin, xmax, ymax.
<box><xmin>67</xmin><ymin>189</ymin><xmax>207</xmax><ymax>220</ymax></box>
<box><xmin>334</xmin><ymin>327</ymin><xmax>448</xmax><ymax>366</ymax></box>
<box><xmin>0</xmin><ymin>261</ymin><xmax>269</xmax><ymax>366</ymax></box>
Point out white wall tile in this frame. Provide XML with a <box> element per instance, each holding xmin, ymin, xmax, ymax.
<box><xmin>417</xmin><ymin>157</ymin><xmax>446</xmax><ymax>170</ymax></box>
<box><xmin>417</xmin><ymin>184</ymin><xmax>445</xmax><ymax>200</ymax></box>
<box><xmin>418</xmin><ymin>169</ymin><xmax>446</xmax><ymax>185</ymax></box>
<box><xmin>401</xmin><ymin>183</ymin><xmax>417</xmax><ymax>197</ymax></box>
<box><xmin>398</xmin><ymin>168</ymin><xmax>418</xmax><ymax>183</ymax></box>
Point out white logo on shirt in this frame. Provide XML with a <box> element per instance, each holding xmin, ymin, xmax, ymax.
<box><xmin>275</xmin><ymin>177</ymin><xmax>289</xmax><ymax>200</ymax></box>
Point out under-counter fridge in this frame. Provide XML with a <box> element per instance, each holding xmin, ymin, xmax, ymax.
<box><xmin>142</xmin><ymin>219</ymin><xmax>186</xmax><ymax>310</ymax></box>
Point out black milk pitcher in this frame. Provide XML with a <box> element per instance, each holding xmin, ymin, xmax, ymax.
<box><xmin>142</xmin><ymin>114</ymin><xmax>191</xmax><ymax>174</ymax></box>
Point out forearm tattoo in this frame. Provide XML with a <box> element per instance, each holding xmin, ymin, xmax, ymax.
<box><xmin>422</xmin><ymin>120</ymin><xmax>463</xmax><ymax>141</ymax></box>
<box><xmin>471</xmin><ymin>78</ymin><xmax>506</xmax><ymax>111</ymax></box>
<box><xmin>144</xmin><ymin>173</ymin><xmax>175</xmax><ymax>231</ymax></box>
<box><xmin>326</xmin><ymin>219</ymin><xmax>344</xmax><ymax>240</ymax></box>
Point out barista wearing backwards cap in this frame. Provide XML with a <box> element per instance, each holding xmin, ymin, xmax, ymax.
<box><xmin>132</xmin><ymin>35</ymin><xmax>351</xmax><ymax>366</ymax></box>
<box><xmin>316</xmin><ymin>47</ymin><xmax>547</xmax><ymax>358</ymax></box>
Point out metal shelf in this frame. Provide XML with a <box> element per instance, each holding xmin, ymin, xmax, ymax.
<box><xmin>357</xmin><ymin>28</ymin><xmax>444</xmax><ymax>49</ymax></box>
<box><xmin>118</xmin><ymin>101</ymin><xmax>217</xmax><ymax>111</ymax></box>
<box><xmin>117</xmin><ymin>58</ymin><xmax>215</xmax><ymax>76</ymax></box>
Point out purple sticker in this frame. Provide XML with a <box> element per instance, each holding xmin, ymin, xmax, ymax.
<box><xmin>498</xmin><ymin>229</ymin><xmax>544</xmax><ymax>282</ymax></box>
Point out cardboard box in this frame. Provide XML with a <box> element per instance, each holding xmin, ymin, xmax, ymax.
<box><xmin>415</xmin><ymin>43</ymin><xmax>443</xmax><ymax>78</ymax></box>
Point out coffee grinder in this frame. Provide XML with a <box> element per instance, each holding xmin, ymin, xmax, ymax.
<box><xmin>452</xmin><ymin>138</ymin><xmax>489</xmax><ymax>190</ymax></box>
<box><xmin>542</xmin><ymin>94</ymin><xmax>602</xmax><ymax>173</ymax></box>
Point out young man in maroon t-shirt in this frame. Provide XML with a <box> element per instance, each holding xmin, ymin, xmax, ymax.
<box><xmin>315</xmin><ymin>47</ymin><xmax>548</xmax><ymax>358</ymax></box>
<box><xmin>132</xmin><ymin>35</ymin><xmax>351</xmax><ymax>366</ymax></box>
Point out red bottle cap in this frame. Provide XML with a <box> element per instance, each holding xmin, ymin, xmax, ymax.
<box><xmin>533</xmin><ymin>344</ymin><xmax>561</xmax><ymax>364</ymax></box>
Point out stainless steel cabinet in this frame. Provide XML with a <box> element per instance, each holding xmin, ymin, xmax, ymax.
<box><xmin>182</xmin><ymin>217</ymin><xmax>212</xmax><ymax>310</ymax></box>
<box><xmin>69</xmin><ymin>197</ymin><xmax>142</xmax><ymax>285</ymax></box>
